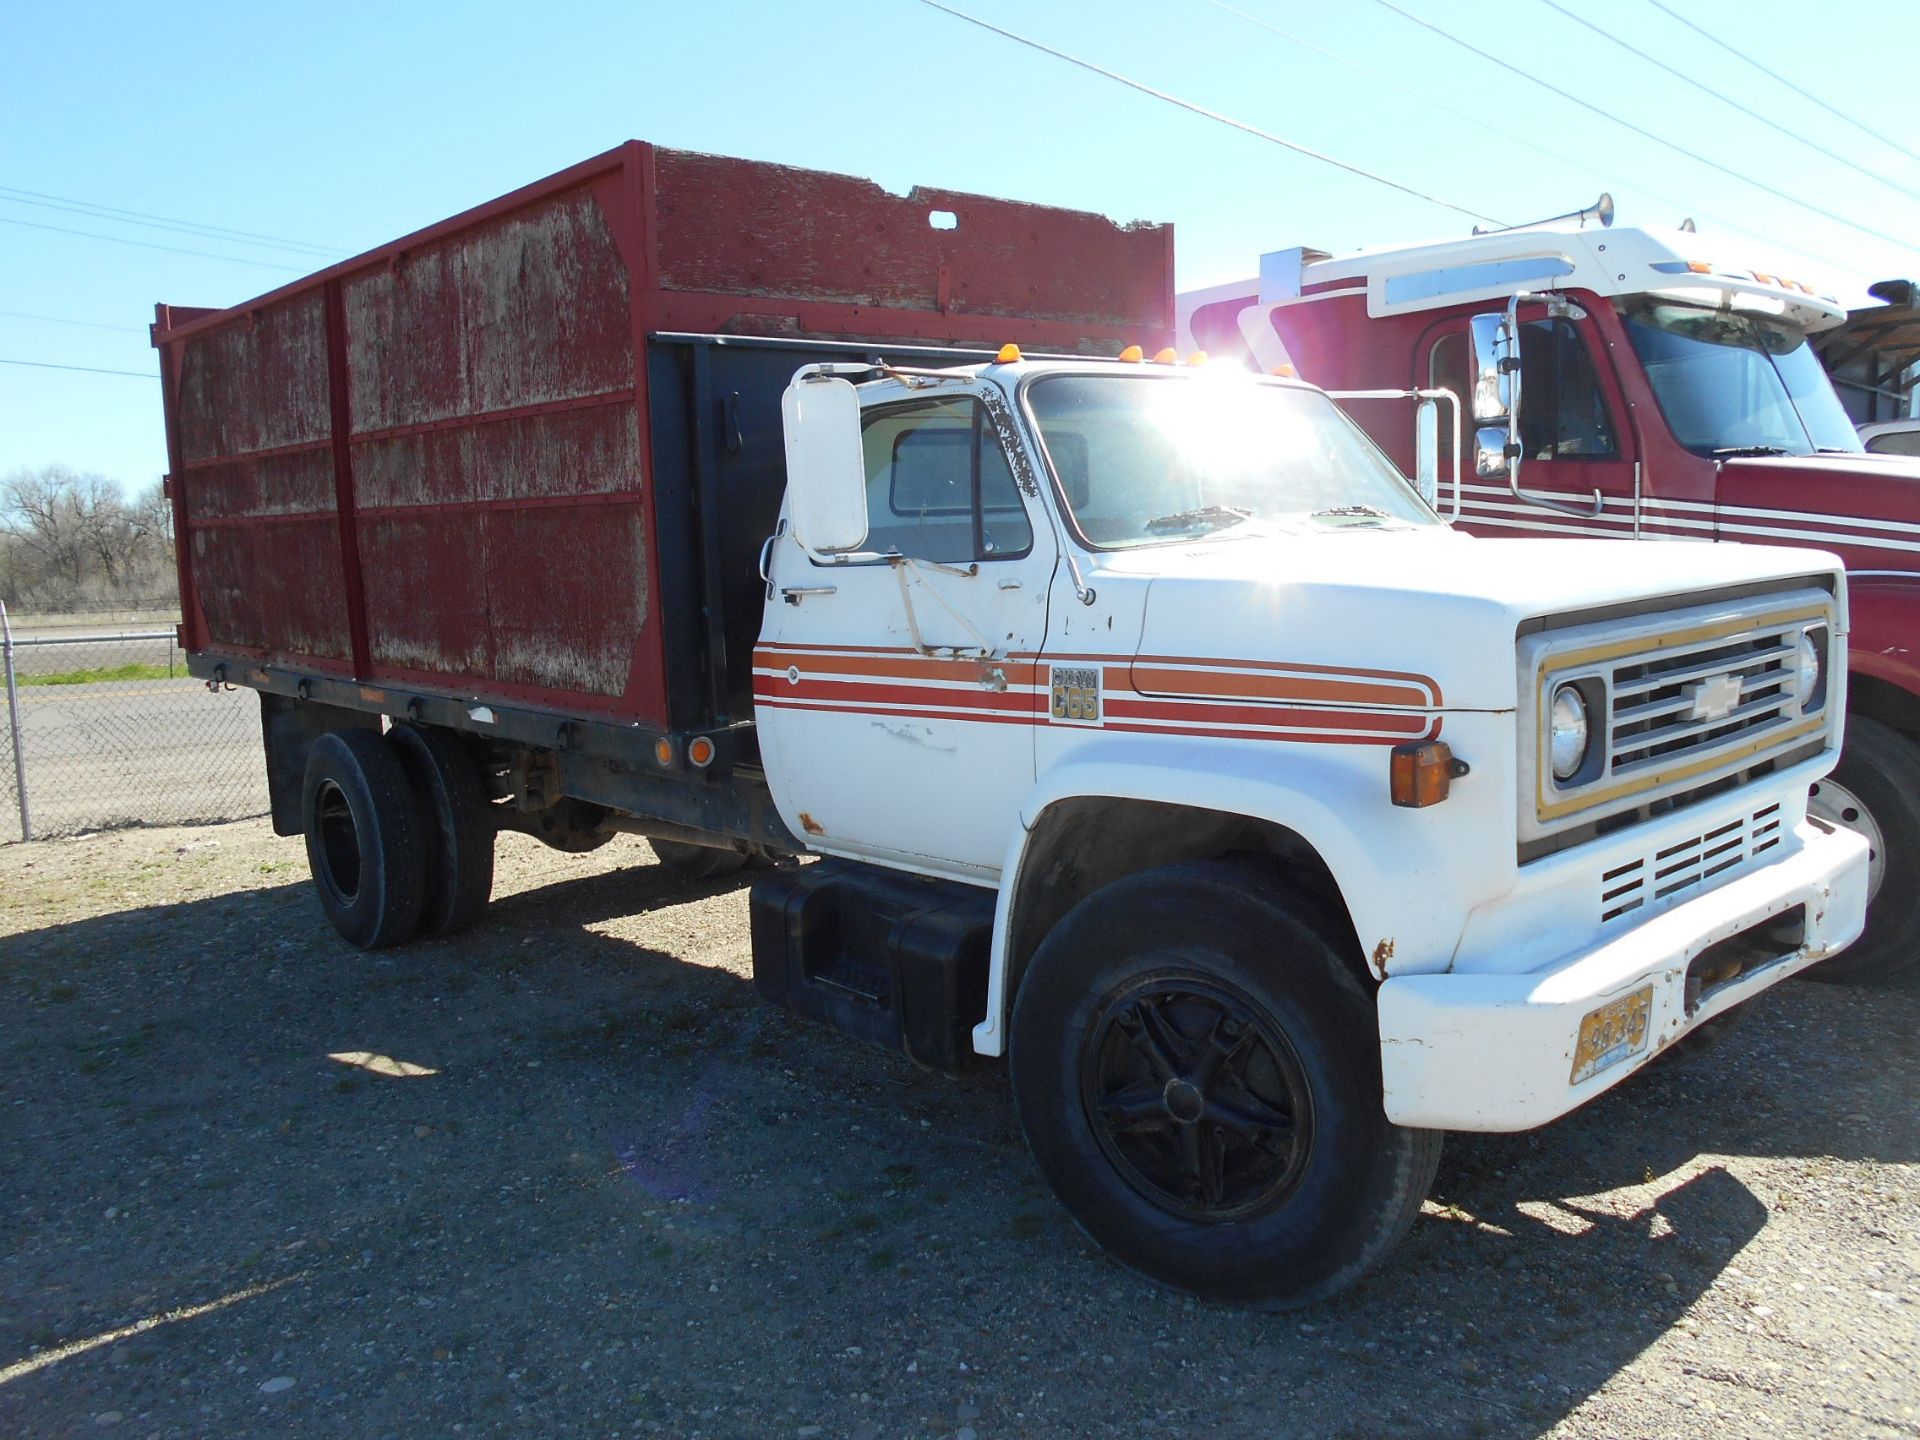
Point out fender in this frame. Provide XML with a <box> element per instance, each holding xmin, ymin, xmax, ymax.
<box><xmin>970</xmin><ymin>726</ymin><xmax>1517</xmax><ymax>1056</ymax></box>
<box><xmin>1846</xmin><ymin>573</ymin><xmax>1920</xmax><ymax>725</ymax></box>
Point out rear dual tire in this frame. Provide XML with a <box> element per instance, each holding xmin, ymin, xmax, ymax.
<box><xmin>302</xmin><ymin>730</ymin><xmax>427</xmax><ymax>951</ymax></box>
<box><xmin>301</xmin><ymin>725</ymin><xmax>495</xmax><ymax>950</ymax></box>
<box><xmin>1010</xmin><ymin>861</ymin><xmax>1441</xmax><ymax>1309</ymax></box>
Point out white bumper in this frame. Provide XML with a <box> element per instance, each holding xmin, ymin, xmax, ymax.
<box><xmin>1377</xmin><ymin>819</ymin><xmax>1869</xmax><ymax>1131</ymax></box>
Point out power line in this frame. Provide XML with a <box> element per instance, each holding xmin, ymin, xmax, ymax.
<box><xmin>0</xmin><ymin>358</ymin><xmax>157</xmax><ymax>379</ymax></box>
<box><xmin>1536</xmin><ymin>0</ymin><xmax>1920</xmax><ymax>205</ymax></box>
<box><xmin>0</xmin><ymin>192</ymin><xmax>344</xmax><ymax>260</ymax></box>
<box><xmin>914</xmin><ymin>0</ymin><xmax>1505</xmax><ymax>226</ymax></box>
<box><xmin>0</xmin><ymin>309</ymin><xmax>147</xmax><ymax>335</ymax></box>
<box><xmin>0</xmin><ymin>215</ymin><xmax>302</xmax><ymax>271</ymax></box>
<box><xmin>1371</xmin><ymin>0</ymin><xmax>1919</xmax><ymax>254</ymax></box>
<box><xmin>1200</xmin><ymin>0</ymin><xmax>1864</xmax><ymax>276</ymax></box>
<box><xmin>0</xmin><ymin>184</ymin><xmax>345</xmax><ymax>258</ymax></box>
<box><xmin>1642</xmin><ymin>0</ymin><xmax>1920</xmax><ymax>169</ymax></box>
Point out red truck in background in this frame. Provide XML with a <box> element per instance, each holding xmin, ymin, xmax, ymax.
<box><xmin>1182</xmin><ymin>199</ymin><xmax>1920</xmax><ymax>984</ymax></box>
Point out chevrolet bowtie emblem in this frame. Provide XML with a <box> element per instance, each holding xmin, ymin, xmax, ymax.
<box><xmin>1686</xmin><ymin>672</ymin><xmax>1744</xmax><ymax>722</ymax></box>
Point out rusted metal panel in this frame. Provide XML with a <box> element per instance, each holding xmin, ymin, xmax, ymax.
<box><xmin>153</xmin><ymin>140</ymin><xmax>1174</xmax><ymax>731</ymax></box>
<box><xmin>654</xmin><ymin>150</ymin><xmax>1172</xmax><ymax>341</ymax></box>
<box><xmin>342</xmin><ymin>186</ymin><xmax>634</xmax><ymax>431</ymax></box>
<box><xmin>351</xmin><ymin>404</ymin><xmax>639</xmax><ymax>508</ymax></box>
<box><xmin>189</xmin><ymin>518</ymin><xmax>352</xmax><ymax>662</ymax></box>
<box><xmin>175</xmin><ymin>293</ymin><xmax>330</xmax><ymax>464</ymax></box>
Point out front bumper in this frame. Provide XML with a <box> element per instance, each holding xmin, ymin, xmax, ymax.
<box><xmin>1376</xmin><ymin>818</ymin><xmax>1868</xmax><ymax>1131</ymax></box>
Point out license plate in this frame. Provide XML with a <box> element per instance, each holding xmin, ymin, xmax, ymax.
<box><xmin>1570</xmin><ymin>985</ymin><xmax>1654</xmax><ymax>1085</ymax></box>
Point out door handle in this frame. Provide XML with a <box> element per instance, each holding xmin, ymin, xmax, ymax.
<box><xmin>781</xmin><ymin>585</ymin><xmax>837</xmax><ymax>605</ymax></box>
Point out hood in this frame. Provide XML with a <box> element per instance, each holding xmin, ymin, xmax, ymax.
<box><xmin>1109</xmin><ymin>529</ymin><xmax>1841</xmax><ymax>712</ymax></box>
<box><xmin>1718</xmin><ymin>450</ymin><xmax>1920</xmax><ymax>488</ymax></box>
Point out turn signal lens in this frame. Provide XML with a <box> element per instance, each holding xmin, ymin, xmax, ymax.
<box><xmin>688</xmin><ymin>735</ymin><xmax>717</xmax><ymax>768</ymax></box>
<box><xmin>1390</xmin><ymin>740</ymin><xmax>1462</xmax><ymax>808</ymax></box>
<box><xmin>996</xmin><ymin>343</ymin><xmax>1022</xmax><ymax>363</ymax></box>
<box><xmin>1118</xmin><ymin>344</ymin><xmax>1145</xmax><ymax>362</ymax></box>
<box><xmin>653</xmin><ymin>737</ymin><xmax>675</xmax><ymax>767</ymax></box>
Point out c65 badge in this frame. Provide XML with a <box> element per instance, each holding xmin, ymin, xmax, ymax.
<box><xmin>1049</xmin><ymin>664</ymin><xmax>1102</xmax><ymax>724</ymax></box>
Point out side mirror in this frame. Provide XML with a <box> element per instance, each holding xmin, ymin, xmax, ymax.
<box><xmin>1475</xmin><ymin>425</ymin><xmax>1518</xmax><ymax>480</ymax></box>
<box><xmin>1466</xmin><ymin>311</ymin><xmax>1520</xmax><ymax>425</ymax></box>
<box><xmin>781</xmin><ymin>376</ymin><xmax>869</xmax><ymax>555</ymax></box>
<box><xmin>1414</xmin><ymin>397</ymin><xmax>1439</xmax><ymax>507</ymax></box>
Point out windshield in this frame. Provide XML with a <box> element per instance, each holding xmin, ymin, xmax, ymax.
<box><xmin>1620</xmin><ymin>300</ymin><xmax>1861</xmax><ymax>457</ymax></box>
<box><xmin>1023</xmin><ymin>373</ymin><xmax>1438</xmax><ymax>548</ymax></box>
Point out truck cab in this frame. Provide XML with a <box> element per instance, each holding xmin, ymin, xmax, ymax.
<box><xmin>1181</xmin><ymin>207</ymin><xmax>1920</xmax><ymax>982</ymax></box>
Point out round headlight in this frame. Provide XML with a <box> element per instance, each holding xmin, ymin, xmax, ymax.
<box><xmin>1793</xmin><ymin>630</ymin><xmax>1822</xmax><ymax>708</ymax></box>
<box><xmin>1549</xmin><ymin>683</ymin><xmax>1590</xmax><ymax>781</ymax></box>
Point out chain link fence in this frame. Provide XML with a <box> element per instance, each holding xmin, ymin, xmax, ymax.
<box><xmin>1</xmin><ymin>606</ymin><xmax>267</xmax><ymax>842</ymax></box>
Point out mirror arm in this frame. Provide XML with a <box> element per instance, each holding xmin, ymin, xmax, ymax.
<box><xmin>1503</xmin><ymin>292</ymin><xmax>1604</xmax><ymax>520</ymax></box>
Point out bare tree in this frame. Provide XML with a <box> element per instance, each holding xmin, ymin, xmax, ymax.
<box><xmin>0</xmin><ymin>465</ymin><xmax>177</xmax><ymax>611</ymax></box>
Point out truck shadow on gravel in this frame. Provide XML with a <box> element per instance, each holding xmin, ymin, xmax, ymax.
<box><xmin>3</xmin><ymin>864</ymin><xmax>1916</xmax><ymax>1439</ymax></box>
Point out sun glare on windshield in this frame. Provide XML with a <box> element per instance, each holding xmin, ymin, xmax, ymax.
<box><xmin>1026</xmin><ymin>373</ymin><xmax>1437</xmax><ymax>549</ymax></box>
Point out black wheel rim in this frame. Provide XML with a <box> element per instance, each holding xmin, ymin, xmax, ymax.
<box><xmin>1079</xmin><ymin>970</ymin><xmax>1313</xmax><ymax>1224</ymax></box>
<box><xmin>314</xmin><ymin>779</ymin><xmax>362</xmax><ymax>905</ymax></box>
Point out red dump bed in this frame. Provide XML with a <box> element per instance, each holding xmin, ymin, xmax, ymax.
<box><xmin>153</xmin><ymin>141</ymin><xmax>1172</xmax><ymax>729</ymax></box>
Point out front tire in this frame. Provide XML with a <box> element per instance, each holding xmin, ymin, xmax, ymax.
<box><xmin>1010</xmin><ymin>861</ymin><xmax>1441</xmax><ymax>1309</ymax></box>
<box><xmin>302</xmin><ymin>729</ymin><xmax>428</xmax><ymax>950</ymax></box>
<box><xmin>1807</xmin><ymin>715</ymin><xmax>1920</xmax><ymax>984</ymax></box>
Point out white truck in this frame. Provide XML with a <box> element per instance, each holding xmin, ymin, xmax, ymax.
<box><xmin>154</xmin><ymin>145</ymin><xmax>1869</xmax><ymax>1307</ymax></box>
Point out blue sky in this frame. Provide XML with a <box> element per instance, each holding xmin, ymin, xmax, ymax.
<box><xmin>5</xmin><ymin>0</ymin><xmax>1917</xmax><ymax>491</ymax></box>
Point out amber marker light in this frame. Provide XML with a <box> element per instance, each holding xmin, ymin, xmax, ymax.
<box><xmin>1153</xmin><ymin>347</ymin><xmax>1178</xmax><ymax>364</ymax></box>
<box><xmin>654</xmin><ymin>737</ymin><xmax>676</xmax><ymax>767</ymax></box>
<box><xmin>1185</xmin><ymin>351</ymin><xmax>1209</xmax><ymax>366</ymax></box>
<box><xmin>1390</xmin><ymin>740</ymin><xmax>1468</xmax><ymax>808</ymax></box>
<box><xmin>1271</xmin><ymin>363</ymin><xmax>1297</xmax><ymax>378</ymax></box>
<box><xmin>1118</xmin><ymin>344</ymin><xmax>1144</xmax><ymax>362</ymax></box>
<box><xmin>688</xmin><ymin>735</ymin><xmax>716</xmax><ymax>768</ymax></box>
<box><xmin>996</xmin><ymin>343</ymin><xmax>1022</xmax><ymax>363</ymax></box>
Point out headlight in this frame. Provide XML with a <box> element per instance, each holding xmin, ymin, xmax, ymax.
<box><xmin>1793</xmin><ymin>630</ymin><xmax>1822</xmax><ymax>708</ymax></box>
<box><xmin>1549</xmin><ymin>683</ymin><xmax>1590</xmax><ymax>781</ymax></box>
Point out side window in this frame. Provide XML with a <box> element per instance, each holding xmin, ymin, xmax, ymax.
<box><xmin>859</xmin><ymin>395</ymin><xmax>1033</xmax><ymax>562</ymax></box>
<box><xmin>1517</xmin><ymin>318</ymin><xmax>1618</xmax><ymax>460</ymax></box>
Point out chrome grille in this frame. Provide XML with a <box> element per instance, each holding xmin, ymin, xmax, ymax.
<box><xmin>1600</xmin><ymin>802</ymin><xmax>1784</xmax><ymax>923</ymax></box>
<box><xmin>1608</xmin><ymin>625</ymin><xmax>1803</xmax><ymax>776</ymax></box>
<box><xmin>1519</xmin><ymin>584</ymin><xmax>1836</xmax><ymax>844</ymax></box>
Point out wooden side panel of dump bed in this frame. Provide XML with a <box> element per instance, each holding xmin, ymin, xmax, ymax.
<box><xmin>154</xmin><ymin>142</ymin><xmax>1173</xmax><ymax>732</ymax></box>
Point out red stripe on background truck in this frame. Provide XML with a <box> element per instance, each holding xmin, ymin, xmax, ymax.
<box><xmin>155</xmin><ymin>147</ymin><xmax>1866</xmax><ymax>1306</ymax></box>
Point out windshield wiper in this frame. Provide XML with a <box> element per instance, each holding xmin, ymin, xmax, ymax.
<box><xmin>1143</xmin><ymin>504</ymin><xmax>1254</xmax><ymax>535</ymax></box>
<box><xmin>1711</xmin><ymin>444</ymin><xmax>1790</xmax><ymax>457</ymax></box>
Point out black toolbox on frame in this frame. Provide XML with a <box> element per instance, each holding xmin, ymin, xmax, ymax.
<box><xmin>749</xmin><ymin>861</ymin><xmax>995</xmax><ymax>1076</ymax></box>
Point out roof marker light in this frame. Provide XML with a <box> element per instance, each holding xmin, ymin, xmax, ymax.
<box><xmin>1185</xmin><ymin>351</ymin><xmax>1209</xmax><ymax>366</ymax></box>
<box><xmin>996</xmin><ymin>343</ymin><xmax>1022</xmax><ymax>363</ymax></box>
<box><xmin>1153</xmin><ymin>347</ymin><xmax>1178</xmax><ymax>364</ymax></box>
<box><xmin>1271</xmin><ymin>363</ymin><xmax>1297</xmax><ymax>378</ymax></box>
<box><xmin>1118</xmin><ymin>344</ymin><xmax>1144</xmax><ymax>363</ymax></box>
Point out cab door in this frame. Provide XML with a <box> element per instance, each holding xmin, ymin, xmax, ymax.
<box><xmin>1428</xmin><ymin>310</ymin><xmax>1641</xmax><ymax>537</ymax></box>
<box><xmin>754</xmin><ymin>384</ymin><xmax>1054</xmax><ymax>882</ymax></box>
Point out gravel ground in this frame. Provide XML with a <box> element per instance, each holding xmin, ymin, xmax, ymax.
<box><xmin>1</xmin><ymin>819</ymin><xmax>1915</xmax><ymax>1439</ymax></box>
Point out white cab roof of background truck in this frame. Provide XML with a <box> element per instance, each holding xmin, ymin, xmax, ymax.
<box><xmin>1178</xmin><ymin>220</ymin><xmax>1849</xmax><ymax>337</ymax></box>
